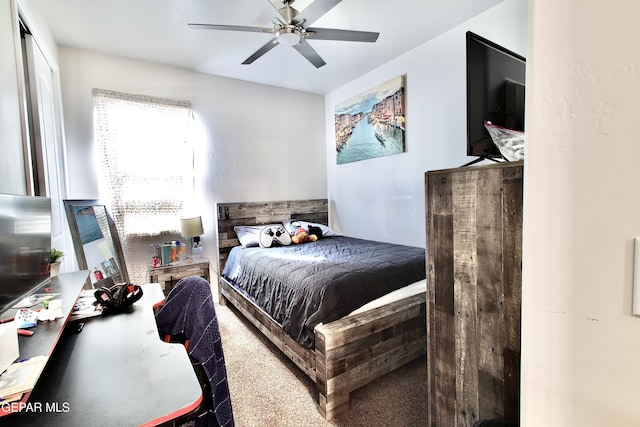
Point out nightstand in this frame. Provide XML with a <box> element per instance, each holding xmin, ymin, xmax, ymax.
<box><xmin>148</xmin><ymin>258</ymin><xmax>210</xmax><ymax>295</ymax></box>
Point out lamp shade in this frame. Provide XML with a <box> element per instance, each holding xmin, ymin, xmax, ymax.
<box><xmin>180</xmin><ymin>216</ymin><xmax>204</xmax><ymax>238</ymax></box>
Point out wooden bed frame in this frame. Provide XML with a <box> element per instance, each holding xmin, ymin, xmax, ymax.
<box><xmin>215</xmin><ymin>199</ymin><xmax>427</xmax><ymax>419</ymax></box>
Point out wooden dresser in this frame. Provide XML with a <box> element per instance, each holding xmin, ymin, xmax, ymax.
<box><xmin>425</xmin><ymin>161</ymin><xmax>523</xmax><ymax>426</ymax></box>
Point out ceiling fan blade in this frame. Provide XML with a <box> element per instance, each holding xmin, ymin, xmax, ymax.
<box><xmin>188</xmin><ymin>23</ymin><xmax>273</xmax><ymax>34</ymax></box>
<box><xmin>242</xmin><ymin>39</ymin><xmax>279</xmax><ymax>64</ymax></box>
<box><xmin>295</xmin><ymin>0</ymin><xmax>343</xmax><ymax>26</ymax></box>
<box><xmin>306</xmin><ymin>27</ymin><xmax>379</xmax><ymax>43</ymax></box>
<box><xmin>293</xmin><ymin>39</ymin><xmax>326</xmax><ymax>68</ymax></box>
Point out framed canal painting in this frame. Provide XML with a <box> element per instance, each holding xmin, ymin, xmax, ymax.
<box><xmin>334</xmin><ymin>75</ymin><xmax>406</xmax><ymax>164</ymax></box>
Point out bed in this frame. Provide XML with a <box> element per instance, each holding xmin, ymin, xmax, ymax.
<box><xmin>215</xmin><ymin>199</ymin><xmax>427</xmax><ymax>419</ymax></box>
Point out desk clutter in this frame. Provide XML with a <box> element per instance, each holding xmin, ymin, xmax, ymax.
<box><xmin>4</xmin><ymin>283</ymin><xmax>145</xmax><ymax>329</ymax></box>
<box><xmin>149</xmin><ymin>238</ymin><xmax>205</xmax><ymax>268</ymax></box>
<box><xmin>71</xmin><ymin>283</ymin><xmax>144</xmax><ymax>321</ymax></box>
<box><xmin>0</xmin><ymin>356</ymin><xmax>48</xmax><ymax>404</ymax></box>
<box><xmin>10</xmin><ymin>296</ymin><xmax>64</xmax><ymax>331</ymax></box>
<box><xmin>70</xmin><ymin>290</ymin><xmax>104</xmax><ymax>321</ymax></box>
<box><xmin>150</xmin><ymin>241</ymin><xmax>187</xmax><ymax>267</ymax></box>
<box><xmin>0</xmin><ymin>309</ymin><xmax>49</xmax><ymax>404</ymax></box>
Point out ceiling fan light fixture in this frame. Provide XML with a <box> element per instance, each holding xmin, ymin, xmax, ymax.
<box><xmin>276</xmin><ymin>27</ymin><xmax>302</xmax><ymax>46</ymax></box>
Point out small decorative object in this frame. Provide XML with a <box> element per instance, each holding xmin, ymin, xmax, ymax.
<box><xmin>14</xmin><ymin>309</ymin><xmax>38</xmax><ymax>328</ymax></box>
<box><xmin>50</xmin><ymin>248</ymin><xmax>64</xmax><ymax>263</ymax></box>
<box><xmin>192</xmin><ymin>239</ymin><xmax>204</xmax><ymax>261</ymax></box>
<box><xmin>161</xmin><ymin>243</ymin><xmax>174</xmax><ymax>265</ymax></box>
<box><xmin>93</xmin><ymin>268</ymin><xmax>104</xmax><ymax>281</ymax></box>
<box><xmin>50</xmin><ymin>248</ymin><xmax>64</xmax><ymax>277</ymax></box>
<box><xmin>283</xmin><ymin>220</ymin><xmax>319</xmax><ymax>245</ymax></box>
<box><xmin>101</xmin><ymin>258</ymin><xmax>119</xmax><ymax>276</ymax></box>
<box><xmin>149</xmin><ymin>244</ymin><xmax>162</xmax><ymax>267</ymax></box>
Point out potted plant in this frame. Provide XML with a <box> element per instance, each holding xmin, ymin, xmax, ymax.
<box><xmin>50</xmin><ymin>248</ymin><xmax>64</xmax><ymax>277</ymax></box>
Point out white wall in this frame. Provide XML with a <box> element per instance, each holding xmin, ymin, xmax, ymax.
<box><xmin>58</xmin><ymin>47</ymin><xmax>326</xmax><ymax>276</ymax></box>
<box><xmin>324</xmin><ymin>0</ymin><xmax>528</xmax><ymax>248</ymax></box>
<box><xmin>522</xmin><ymin>0</ymin><xmax>640</xmax><ymax>425</ymax></box>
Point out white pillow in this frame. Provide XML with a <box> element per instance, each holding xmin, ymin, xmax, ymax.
<box><xmin>233</xmin><ymin>225</ymin><xmax>278</xmax><ymax>247</ymax></box>
<box><xmin>299</xmin><ymin>221</ymin><xmax>340</xmax><ymax>237</ymax></box>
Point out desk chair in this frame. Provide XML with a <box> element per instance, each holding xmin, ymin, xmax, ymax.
<box><xmin>155</xmin><ymin>276</ymin><xmax>234</xmax><ymax>427</ymax></box>
<box><xmin>157</xmin><ymin>335</ymin><xmax>214</xmax><ymax>426</ymax></box>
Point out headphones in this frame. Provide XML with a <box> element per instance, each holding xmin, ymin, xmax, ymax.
<box><xmin>94</xmin><ymin>283</ymin><xmax>143</xmax><ymax>311</ymax></box>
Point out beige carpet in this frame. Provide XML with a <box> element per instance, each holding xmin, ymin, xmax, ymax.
<box><xmin>214</xmin><ymin>298</ymin><xmax>428</xmax><ymax>427</ymax></box>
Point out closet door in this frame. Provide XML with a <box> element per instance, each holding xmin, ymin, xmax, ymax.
<box><xmin>24</xmin><ymin>33</ymin><xmax>67</xmax><ymax>251</ymax></box>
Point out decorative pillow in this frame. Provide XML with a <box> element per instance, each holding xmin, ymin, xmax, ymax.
<box><xmin>234</xmin><ymin>225</ymin><xmax>279</xmax><ymax>248</ymax></box>
<box><xmin>259</xmin><ymin>225</ymin><xmax>292</xmax><ymax>248</ymax></box>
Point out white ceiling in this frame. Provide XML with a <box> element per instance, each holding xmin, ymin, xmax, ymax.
<box><xmin>28</xmin><ymin>0</ymin><xmax>505</xmax><ymax>94</ymax></box>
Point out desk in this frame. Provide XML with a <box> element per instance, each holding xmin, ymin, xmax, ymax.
<box><xmin>3</xmin><ymin>283</ymin><xmax>202</xmax><ymax>426</ymax></box>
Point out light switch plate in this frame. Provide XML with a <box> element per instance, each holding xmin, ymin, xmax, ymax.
<box><xmin>634</xmin><ymin>237</ymin><xmax>640</xmax><ymax>316</ymax></box>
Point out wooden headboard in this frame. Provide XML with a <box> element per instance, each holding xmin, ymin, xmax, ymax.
<box><xmin>215</xmin><ymin>199</ymin><xmax>329</xmax><ymax>272</ymax></box>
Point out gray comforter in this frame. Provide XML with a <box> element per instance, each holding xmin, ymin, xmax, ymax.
<box><xmin>222</xmin><ymin>236</ymin><xmax>426</xmax><ymax>348</ymax></box>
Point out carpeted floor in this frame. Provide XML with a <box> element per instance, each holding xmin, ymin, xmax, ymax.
<box><xmin>214</xmin><ymin>297</ymin><xmax>428</xmax><ymax>427</ymax></box>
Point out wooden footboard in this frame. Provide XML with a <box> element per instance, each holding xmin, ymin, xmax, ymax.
<box><xmin>314</xmin><ymin>293</ymin><xmax>427</xmax><ymax>419</ymax></box>
<box><xmin>219</xmin><ymin>276</ymin><xmax>426</xmax><ymax>419</ymax></box>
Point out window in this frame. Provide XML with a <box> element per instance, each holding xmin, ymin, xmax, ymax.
<box><xmin>92</xmin><ymin>89</ymin><xmax>194</xmax><ymax>282</ymax></box>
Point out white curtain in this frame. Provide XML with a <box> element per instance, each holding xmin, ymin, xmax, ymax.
<box><xmin>92</xmin><ymin>89</ymin><xmax>194</xmax><ymax>283</ymax></box>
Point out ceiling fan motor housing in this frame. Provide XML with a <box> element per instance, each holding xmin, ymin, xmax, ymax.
<box><xmin>279</xmin><ymin>1</ymin><xmax>299</xmax><ymax>24</ymax></box>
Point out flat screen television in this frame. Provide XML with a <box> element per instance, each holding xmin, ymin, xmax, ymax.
<box><xmin>466</xmin><ymin>31</ymin><xmax>526</xmax><ymax>161</ymax></box>
<box><xmin>0</xmin><ymin>194</ymin><xmax>52</xmax><ymax>316</ymax></box>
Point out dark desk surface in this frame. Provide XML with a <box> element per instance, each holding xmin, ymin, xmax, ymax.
<box><xmin>3</xmin><ymin>283</ymin><xmax>202</xmax><ymax>426</ymax></box>
<box><xmin>1</xmin><ymin>271</ymin><xmax>88</xmax><ymax>360</ymax></box>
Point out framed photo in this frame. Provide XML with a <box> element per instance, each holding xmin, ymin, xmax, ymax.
<box><xmin>334</xmin><ymin>75</ymin><xmax>406</xmax><ymax>164</ymax></box>
<box><xmin>101</xmin><ymin>258</ymin><xmax>120</xmax><ymax>277</ymax></box>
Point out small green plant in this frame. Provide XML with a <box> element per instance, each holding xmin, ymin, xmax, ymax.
<box><xmin>50</xmin><ymin>248</ymin><xmax>64</xmax><ymax>264</ymax></box>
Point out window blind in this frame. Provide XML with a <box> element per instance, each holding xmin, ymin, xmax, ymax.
<box><xmin>92</xmin><ymin>89</ymin><xmax>194</xmax><ymax>283</ymax></box>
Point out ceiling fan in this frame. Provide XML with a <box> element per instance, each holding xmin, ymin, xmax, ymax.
<box><xmin>188</xmin><ymin>0</ymin><xmax>379</xmax><ymax>68</ymax></box>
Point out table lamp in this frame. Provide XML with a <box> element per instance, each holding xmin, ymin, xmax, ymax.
<box><xmin>180</xmin><ymin>215</ymin><xmax>204</xmax><ymax>260</ymax></box>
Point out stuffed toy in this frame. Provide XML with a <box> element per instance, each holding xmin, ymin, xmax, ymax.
<box><xmin>291</xmin><ymin>226</ymin><xmax>318</xmax><ymax>244</ymax></box>
<box><xmin>284</xmin><ymin>220</ymin><xmax>323</xmax><ymax>244</ymax></box>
